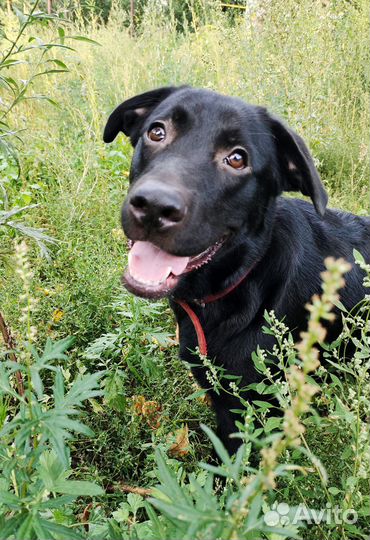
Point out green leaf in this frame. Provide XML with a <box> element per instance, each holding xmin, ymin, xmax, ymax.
<box><xmin>200</xmin><ymin>462</ymin><xmax>229</xmax><ymax>478</ymax></box>
<box><xmin>0</xmin><ymin>59</ymin><xmax>27</xmax><ymax>68</ymax></box>
<box><xmin>201</xmin><ymin>424</ymin><xmax>231</xmax><ymax>467</ymax></box>
<box><xmin>6</xmin><ymin>221</ymin><xmax>57</xmax><ymax>258</ymax></box>
<box><xmin>34</xmin><ymin>68</ymin><xmax>69</xmax><ymax>77</ymax></box>
<box><xmin>67</xmin><ymin>35</ymin><xmax>101</xmax><ymax>46</ymax></box>
<box><xmin>32</xmin><ymin>515</ymin><xmax>53</xmax><ymax>540</ymax></box>
<box><xmin>40</xmin><ymin>519</ymin><xmax>84</xmax><ymax>539</ymax></box>
<box><xmin>112</xmin><ymin>503</ymin><xmax>130</xmax><ymax>522</ymax></box>
<box><xmin>53</xmin><ymin>479</ymin><xmax>104</xmax><ymax>496</ymax></box>
<box><xmin>325</xmin><ymin>358</ymin><xmax>355</xmax><ymax>376</ymax></box>
<box><xmin>188</xmin><ymin>475</ymin><xmax>217</xmax><ymax>511</ymax></box>
<box><xmin>0</xmin><ymin>75</ymin><xmax>19</xmax><ymax>93</ymax></box>
<box><xmin>185</xmin><ymin>388</ymin><xmax>208</xmax><ymax>400</ymax></box>
<box><xmin>38</xmin><ymin>450</ymin><xmax>68</xmax><ymax>490</ymax></box>
<box><xmin>144</xmin><ymin>502</ymin><xmax>167</xmax><ymax>540</ymax></box>
<box><xmin>0</xmin><ymin>491</ymin><xmax>21</xmax><ymax>508</ymax></box>
<box><xmin>104</xmin><ymin>369</ymin><xmax>126</xmax><ymax>412</ymax></box>
<box><xmin>328</xmin><ymin>486</ymin><xmax>342</xmax><ymax>495</ymax></box>
<box><xmin>252</xmin><ymin>400</ymin><xmax>273</xmax><ymax>411</ymax></box>
<box><xmin>24</xmin><ymin>95</ymin><xmax>61</xmax><ymax>108</ymax></box>
<box><xmin>16</xmin><ymin>513</ymin><xmax>34</xmax><ymax>540</ymax></box>
<box><xmin>358</xmin><ymin>503</ymin><xmax>370</xmax><ymax>517</ymax></box>
<box><xmin>13</xmin><ymin>6</ymin><xmax>28</xmax><ymax>25</ymax></box>
<box><xmin>0</xmin><ymin>364</ymin><xmax>20</xmax><ymax>400</ymax></box>
<box><xmin>107</xmin><ymin>520</ymin><xmax>125</xmax><ymax>540</ymax></box>
<box><xmin>0</xmin><ymin>515</ymin><xmax>26</xmax><ymax>540</ymax></box>
<box><xmin>149</xmin><ymin>497</ymin><xmax>214</xmax><ymax>523</ymax></box>
<box><xmin>63</xmin><ymin>371</ymin><xmax>104</xmax><ymax>407</ymax></box>
<box><xmin>127</xmin><ymin>493</ymin><xmax>144</xmax><ymax>515</ymax></box>
<box><xmin>54</xmin><ymin>417</ymin><xmax>94</xmax><ymax>437</ymax></box>
<box><xmin>353</xmin><ymin>249</ymin><xmax>365</xmax><ymax>264</ymax></box>
<box><xmin>264</xmin><ymin>416</ymin><xmax>282</xmax><ymax>433</ymax></box>
<box><xmin>263</xmin><ymin>525</ymin><xmax>300</xmax><ymax>539</ymax></box>
<box><xmin>154</xmin><ymin>449</ymin><xmax>191</xmax><ymax>505</ymax></box>
<box><xmin>0</xmin><ymin>203</ymin><xmax>39</xmax><ymax>225</ymax></box>
<box><xmin>329</xmin><ymin>373</ymin><xmax>343</xmax><ymax>390</ymax></box>
<box><xmin>30</xmin><ymin>366</ymin><xmax>44</xmax><ymax>398</ymax></box>
<box><xmin>58</xmin><ymin>27</ymin><xmax>65</xmax><ymax>44</ymax></box>
<box><xmin>255</xmin><ymin>381</ymin><xmax>267</xmax><ymax>394</ymax></box>
<box><xmin>38</xmin><ymin>495</ymin><xmax>76</xmax><ymax>509</ymax></box>
<box><xmin>52</xmin><ymin>369</ymin><xmax>65</xmax><ymax>407</ymax></box>
<box><xmin>332</xmin><ymin>299</ymin><xmax>347</xmax><ymax>312</ymax></box>
<box><xmin>229</xmin><ymin>443</ymin><xmax>246</xmax><ymax>482</ymax></box>
<box><xmin>41</xmin><ymin>336</ymin><xmax>75</xmax><ymax>363</ymax></box>
<box><xmin>334</xmin><ymin>397</ymin><xmax>355</xmax><ymax>423</ymax></box>
<box><xmin>245</xmin><ymin>492</ymin><xmax>263</xmax><ymax>529</ymax></box>
<box><xmin>47</xmin><ymin>58</ymin><xmax>68</xmax><ymax>69</ymax></box>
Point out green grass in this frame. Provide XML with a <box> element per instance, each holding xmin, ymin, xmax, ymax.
<box><xmin>0</xmin><ymin>1</ymin><xmax>369</xmax><ymax>538</ymax></box>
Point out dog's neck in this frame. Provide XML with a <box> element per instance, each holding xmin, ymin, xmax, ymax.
<box><xmin>171</xmin><ymin>199</ymin><xmax>277</xmax><ymax>303</ymax></box>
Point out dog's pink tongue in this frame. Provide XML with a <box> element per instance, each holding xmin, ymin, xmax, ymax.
<box><xmin>128</xmin><ymin>241</ymin><xmax>189</xmax><ymax>283</ymax></box>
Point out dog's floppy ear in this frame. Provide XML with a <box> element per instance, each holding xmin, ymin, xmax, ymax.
<box><xmin>103</xmin><ymin>86</ymin><xmax>179</xmax><ymax>146</ymax></box>
<box><xmin>270</xmin><ymin>115</ymin><xmax>328</xmax><ymax>216</ymax></box>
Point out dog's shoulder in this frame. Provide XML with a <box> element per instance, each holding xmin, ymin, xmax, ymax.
<box><xmin>275</xmin><ymin>197</ymin><xmax>370</xmax><ymax>255</ymax></box>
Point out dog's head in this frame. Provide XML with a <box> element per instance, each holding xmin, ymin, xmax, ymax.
<box><xmin>104</xmin><ymin>86</ymin><xmax>327</xmax><ymax>299</ymax></box>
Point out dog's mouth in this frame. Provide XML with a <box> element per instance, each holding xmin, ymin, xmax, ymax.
<box><xmin>123</xmin><ymin>238</ymin><xmax>225</xmax><ymax>299</ymax></box>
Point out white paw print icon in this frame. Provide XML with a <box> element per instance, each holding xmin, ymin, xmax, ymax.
<box><xmin>264</xmin><ymin>502</ymin><xmax>290</xmax><ymax>526</ymax></box>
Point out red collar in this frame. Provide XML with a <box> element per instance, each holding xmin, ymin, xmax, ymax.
<box><xmin>174</xmin><ymin>262</ymin><xmax>256</xmax><ymax>356</ymax></box>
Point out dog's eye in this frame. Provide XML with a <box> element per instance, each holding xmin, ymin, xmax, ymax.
<box><xmin>224</xmin><ymin>149</ymin><xmax>248</xmax><ymax>170</ymax></box>
<box><xmin>147</xmin><ymin>124</ymin><xmax>166</xmax><ymax>142</ymax></box>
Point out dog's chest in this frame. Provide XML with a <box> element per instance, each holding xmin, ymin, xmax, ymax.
<box><xmin>175</xmin><ymin>303</ymin><xmax>267</xmax><ymax>370</ymax></box>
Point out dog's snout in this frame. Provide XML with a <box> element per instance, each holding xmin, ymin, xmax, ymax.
<box><xmin>129</xmin><ymin>182</ymin><xmax>187</xmax><ymax>231</ymax></box>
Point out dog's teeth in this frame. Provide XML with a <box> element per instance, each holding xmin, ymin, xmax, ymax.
<box><xmin>131</xmin><ymin>273</ymin><xmax>166</xmax><ymax>286</ymax></box>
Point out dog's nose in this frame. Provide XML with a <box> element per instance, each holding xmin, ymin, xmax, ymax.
<box><xmin>129</xmin><ymin>183</ymin><xmax>187</xmax><ymax>231</ymax></box>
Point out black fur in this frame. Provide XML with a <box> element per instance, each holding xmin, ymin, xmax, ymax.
<box><xmin>104</xmin><ymin>86</ymin><xmax>370</xmax><ymax>454</ymax></box>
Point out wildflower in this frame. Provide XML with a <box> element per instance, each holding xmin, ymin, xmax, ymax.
<box><xmin>52</xmin><ymin>309</ymin><xmax>64</xmax><ymax>324</ymax></box>
<box><xmin>15</xmin><ymin>241</ymin><xmax>38</xmax><ymax>343</ymax></box>
<box><xmin>260</xmin><ymin>443</ymin><xmax>279</xmax><ymax>489</ymax></box>
<box><xmin>200</xmin><ymin>353</ymin><xmax>220</xmax><ymax>390</ymax></box>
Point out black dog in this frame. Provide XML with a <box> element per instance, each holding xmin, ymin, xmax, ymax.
<box><xmin>104</xmin><ymin>86</ymin><xmax>370</xmax><ymax>455</ymax></box>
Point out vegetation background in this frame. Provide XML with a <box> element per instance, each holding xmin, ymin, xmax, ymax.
<box><xmin>0</xmin><ymin>0</ymin><xmax>369</xmax><ymax>539</ymax></box>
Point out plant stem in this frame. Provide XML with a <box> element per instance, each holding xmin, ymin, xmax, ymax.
<box><xmin>1</xmin><ymin>0</ymin><xmax>40</xmax><ymax>65</ymax></box>
<box><xmin>0</xmin><ymin>309</ymin><xmax>24</xmax><ymax>396</ymax></box>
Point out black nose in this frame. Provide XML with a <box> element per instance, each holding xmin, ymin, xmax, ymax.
<box><xmin>129</xmin><ymin>182</ymin><xmax>187</xmax><ymax>231</ymax></box>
